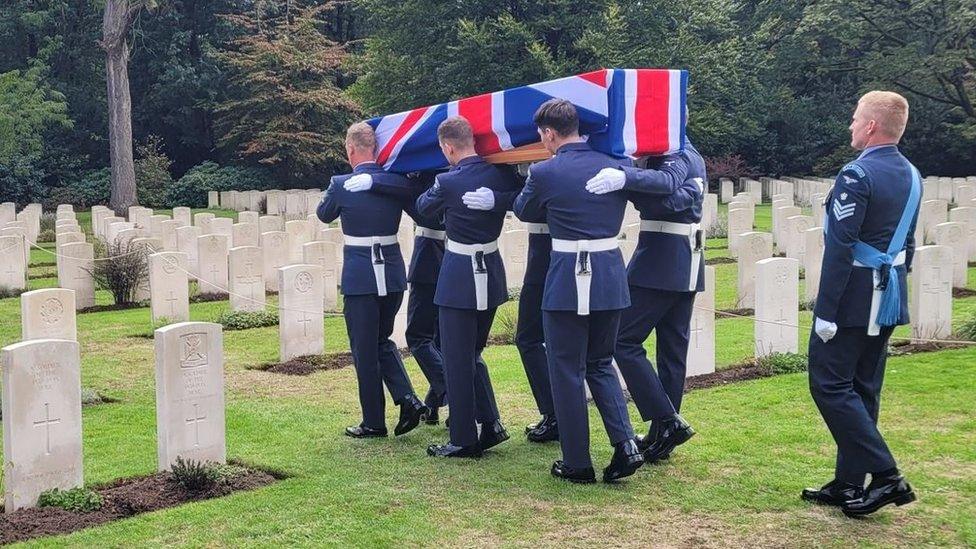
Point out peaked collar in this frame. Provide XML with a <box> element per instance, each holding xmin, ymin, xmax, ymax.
<box><xmin>352</xmin><ymin>161</ymin><xmax>382</xmax><ymax>174</ymax></box>
<box><xmin>857</xmin><ymin>144</ymin><xmax>898</xmax><ymax>160</ymax></box>
<box><xmin>455</xmin><ymin>155</ymin><xmax>484</xmax><ymax>168</ymax></box>
<box><xmin>556</xmin><ymin>142</ymin><xmax>591</xmax><ymax>155</ymax></box>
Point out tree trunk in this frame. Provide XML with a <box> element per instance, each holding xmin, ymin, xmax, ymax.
<box><xmin>102</xmin><ymin>0</ymin><xmax>139</xmax><ymax>216</ymax></box>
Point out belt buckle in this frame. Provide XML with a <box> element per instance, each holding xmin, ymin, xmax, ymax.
<box><xmin>372</xmin><ymin>243</ymin><xmax>385</xmax><ymax>265</ymax></box>
<box><xmin>474</xmin><ymin>250</ymin><xmax>487</xmax><ymax>273</ymax></box>
<box><xmin>577</xmin><ymin>250</ymin><xmax>591</xmax><ymax>276</ymax></box>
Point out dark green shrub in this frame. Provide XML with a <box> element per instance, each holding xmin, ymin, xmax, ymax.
<box><xmin>214</xmin><ymin>309</ymin><xmax>278</xmax><ymax>330</ymax></box>
<box><xmin>167</xmin><ymin>162</ymin><xmax>274</xmax><ymax>208</ymax></box>
<box><xmin>0</xmin><ymin>286</ymin><xmax>26</xmax><ymax>299</ymax></box>
<box><xmin>170</xmin><ymin>457</ymin><xmax>219</xmax><ymax>491</ymax></box>
<box><xmin>756</xmin><ymin>352</ymin><xmax>808</xmax><ymax>375</ymax></box>
<box><xmin>38</xmin><ymin>487</ymin><xmax>104</xmax><ymax>512</ymax></box>
<box><xmin>492</xmin><ymin>306</ymin><xmax>517</xmax><ymax>345</ymax></box>
<box><xmin>957</xmin><ymin>314</ymin><xmax>976</xmax><ymax>341</ymax></box>
<box><xmin>38</xmin><ymin>229</ymin><xmax>56</xmax><ymax>243</ymax></box>
<box><xmin>135</xmin><ymin>135</ymin><xmax>174</xmax><ymax>209</ymax></box>
<box><xmin>40</xmin><ymin>212</ymin><xmax>56</xmax><ymax>232</ymax></box>
<box><xmin>50</xmin><ymin>168</ymin><xmax>111</xmax><ymax>209</ymax></box>
<box><xmin>88</xmin><ymin>241</ymin><xmax>149</xmax><ymax>305</ymax></box>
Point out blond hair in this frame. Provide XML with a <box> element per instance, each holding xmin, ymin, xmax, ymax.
<box><xmin>437</xmin><ymin>116</ymin><xmax>475</xmax><ymax>149</ymax></box>
<box><xmin>858</xmin><ymin>91</ymin><xmax>909</xmax><ymax>141</ymax></box>
<box><xmin>346</xmin><ymin>122</ymin><xmax>377</xmax><ymax>153</ymax></box>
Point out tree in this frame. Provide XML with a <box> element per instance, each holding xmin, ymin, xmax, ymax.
<box><xmin>214</xmin><ymin>0</ymin><xmax>360</xmax><ymax>185</ymax></box>
<box><xmin>101</xmin><ymin>0</ymin><xmax>157</xmax><ymax>215</ymax></box>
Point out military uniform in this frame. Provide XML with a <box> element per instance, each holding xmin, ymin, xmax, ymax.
<box><xmin>513</xmin><ymin>142</ymin><xmax>637</xmax><ymax>477</ymax></box>
<box><xmin>417</xmin><ymin>156</ymin><xmax>520</xmax><ymax>452</ymax></box>
<box><xmin>810</xmin><ymin>144</ymin><xmax>920</xmax><ymax>487</ymax></box>
<box><xmin>317</xmin><ymin>162</ymin><xmax>420</xmax><ymax>432</ymax></box>
<box><xmin>614</xmin><ymin>141</ymin><xmax>705</xmax><ymax>426</ymax></box>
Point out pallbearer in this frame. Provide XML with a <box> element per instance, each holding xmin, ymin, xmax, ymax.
<box><xmin>586</xmin><ymin>137</ymin><xmax>706</xmax><ymax>463</ymax></box>
<box><xmin>418</xmin><ymin>116</ymin><xmax>518</xmax><ymax>458</ymax></box>
<box><xmin>514</xmin><ymin>99</ymin><xmax>642</xmax><ymax>483</ymax></box>
<box><xmin>804</xmin><ymin>91</ymin><xmax>919</xmax><ymax>516</ymax></box>
<box><xmin>317</xmin><ymin>122</ymin><xmax>427</xmax><ymax>439</ymax></box>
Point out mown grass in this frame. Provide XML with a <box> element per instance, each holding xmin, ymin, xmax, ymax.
<box><xmin>0</xmin><ymin>205</ymin><xmax>974</xmax><ymax>546</ymax></box>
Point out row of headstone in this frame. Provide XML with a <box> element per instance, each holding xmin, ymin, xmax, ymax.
<box><xmin>1</xmin><ymin>316</ymin><xmax>227</xmax><ymax>511</ymax></box>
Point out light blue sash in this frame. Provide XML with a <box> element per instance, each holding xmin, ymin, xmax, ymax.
<box><xmin>850</xmin><ymin>165</ymin><xmax>921</xmax><ymax>327</ymax></box>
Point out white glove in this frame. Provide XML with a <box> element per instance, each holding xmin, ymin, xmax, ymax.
<box><xmin>814</xmin><ymin>317</ymin><xmax>838</xmax><ymax>343</ymax></box>
<box><xmin>462</xmin><ymin>187</ymin><xmax>495</xmax><ymax>210</ymax></box>
<box><xmin>585</xmin><ymin>168</ymin><xmax>626</xmax><ymax>194</ymax></box>
<box><xmin>344</xmin><ymin>173</ymin><xmax>373</xmax><ymax>192</ymax></box>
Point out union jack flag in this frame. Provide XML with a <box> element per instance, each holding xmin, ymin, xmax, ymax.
<box><xmin>365</xmin><ymin>68</ymin><xmax>688</xmax><ymax>173</ymax></box>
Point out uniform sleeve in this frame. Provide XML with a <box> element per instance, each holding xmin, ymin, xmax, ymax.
<box><xmin>317</xmin><ymin>178</ymin><xmax>341</xmax><ymax>223</ymax></box>
<box><xmin>490</xmin><ymin>165</ymin><xmax>525</xmax><ymax>213</ymax></box>
<box><xmin>513</xmin><ymin>166</ymin><xmax>545</xmax><ymax>221</ymax></box>
<box><xmin>814</xmin><ymin>164</ymin><xmax>872</xmax><ymax>322</ymax></box>
<box><xmin>368</xmin><ymin>172</ymin><xmax>419</xmax><ymax>198</ymax></box>
<box><xmin>401</xmin><ymin>172</ymin><xmax>440</xmax><ymax>227</ymax></box>
<box><xmin>657</xmin><ymin>176</ymin><xmax>704</xmax><ymax>213</ymax></box>
<box><xmin>620</xmin><ymin>153</ymin><xmax>690</xmax><ymax>195</ymax></box>
<box><xmin>416</xmin><ymin>175</ymin><xmax>447</xmax><ymax>219</ymax></box>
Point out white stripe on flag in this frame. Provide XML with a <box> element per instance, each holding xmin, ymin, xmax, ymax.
<box><xmin>383</xmin><ymin>107</ymin><xmax>437</xmax><ymax>169</ymax></box>
<box><xmin>528</xmin><ymin>74</ymin><xmax>609</xmax><ymax>116</ymax></box>
<box><xmin>447</xmin><ymin>101</ymin><xmax>458</xmax><ymax>119</ymax></box>
<box><xmin>374</xmin><ymin>111</ymin><xmax>409</xmax><ymax>156</ymax></box>
<box><xmin>491</xmin><ymin>92</ymin><xmax>513</xmax><ymax>150</ymax></box>
<box><xmin>622</xmin><ymin>69</ymin><xmax>638</xmax><ymax>157</ymax></box>
<box><xmin>667</xmin><ymin>70</ymin><xmax>682</xmax><ymax>153</ymax></box>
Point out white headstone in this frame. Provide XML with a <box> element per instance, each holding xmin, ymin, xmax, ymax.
<box><xmin>910</xmin><ymin>245</ymin><xmax>953</xmax><ymax>341</ymax></box>
<box><xmin>727</xmin><ymin>207</ymin><xmax>754</xmax><ymax>256</ymax></box>
<box><xmin>172</xmin><ymin>206</ymin><xmax>192</xmax><ymax>228</ymax></box>
<box><xmin>785</xmin><ymin>215</ymin><xmax>815</xmax><ymax>263</ymax></box>
<box><xmin>917</xmin><ymin>199</ymin><xmax>948</xmax><ymax>244</ymax></box>
<box><xmin>232</xmin><ymin>222</ymin><xmax>260</xmax><ymax>248</ymax></box>
<box><xmin>802</xmin><ymin>228</ymin><xmax>824</xmax><ymax>304</ymax></box>
<box><xmin>229</xmin><ymin>246</ymin><xmax>266</xmax><ymax>312</ymax></box>
<box><xmin>279</xmin><ymin>265</ymin><xmax>324</xmax><ymax>361</ymax></box>
<box><xmin>194</xmin><ymin>212</ymin><xmax>216</xmax><ymax>235</ymax></box>
<box><xmin>176</xmin><ymin>225</ymin><xmax>202</xmax><ymax>280</ymax></box>
<box><xmin>149</xmin><ymin>252</ymin><xmax>190</xmax><ymax>322</ymax></box>
<box><xmin>1</xmin><ymin>339</ymin><xmax>83</xmax><ymax>511</ymax></box>
<box><xmin>302</xmin><ymin>241</ymin><xmax>339</xmax><ymax>311</ymax></box>
<box><xmin>154</xmin><ymin>322</ymin><xmax>226</xmax><ymax>470</ymax></box>
<box><xmin>59</xmin><ymin>242</ymin><xmax>95</xmax><ymax>310</ymax></box>
<box><xmin>720</xmin><ymin>179</ymin><xmax>734</xmax><ymax>204</ymax></box>
<box><xmin>948</xmin><ymin>206</ymin><xmax>976</xmax><ymax>262</ymax></box>
<box><xmin>931</xmin><ymin>222</ymin><xmax>968</xmax><ymax>287</ymax></box>
<box><xmin>208</xmin><ymin>191</ymin><xmax>220</xmax><ymax>208</ymax></box>
<box><xmin>285</xmin><ymin>220</ymin><xmax>311</xmax><ymax>265</ymax></box>
<box><xmin>239</xmin><ymin>211</ymin><xmax>260</xmax><ymax>225</ymax></box>
<box><xmin>686</xmin><ymin>265</ymin><xmax>715</xmax><ymax>377</ymax></box>
<box><xmin>754</xmin><ymin>257</ymin><xmax>798</xmax><ymax>357</ymax></box>
<box><xmin>0</xmin><ymin>235</ymin><xmax>27</xmax><ymax>290</ymax></box>
<box><xmin>197</xmin><ymin>234</ymin><xmax>230</xmax><ymax>295</ymax></box>
<box><xmin>259</xmin><ymin>215</ymin><xmax>285</xmax><ymax>234</ymax></box>
<box><xmin>736</xmin><ymin>232</ymin><xmax>773</xmax><ymax>309</ymax></box>
<box><xmin>501</xmin><ymin>230</ymin><xmax>528</xmax><ymax>289</ymax></box>
<box><xmin>21</xmin><ymin>289</ymin><xmax>77</xmax><ymax>341</ymax></box>
<box><xmin>261</xmin><ymin>231</ymin><xmax>289</xmax><ymax>292</ymax></box>
<box><xmin>702</xmin><ymin>193</ymin><xmax>719</xmax><ymax>237</ymax></box>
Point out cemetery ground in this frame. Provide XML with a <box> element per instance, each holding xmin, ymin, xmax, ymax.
<box><xmin>1</xmin><ymin>206</ymin><xmax>974</xmax><ymax>546</ymax></box>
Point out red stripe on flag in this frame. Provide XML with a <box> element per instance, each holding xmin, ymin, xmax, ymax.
<box><xmin>457</xmin><ymin>93</ymin><xmax>501</xmax><ymax>155</ymax></box>
<box><xmin>635</xmin><ymin>70</ymin><xmax>670</xmax><ymax>155</ymax></box>
<box><xmin>376</xmin><ymin>108</ymin><xmax>427</xmax><ymax>166</ymax></box>
<box><xmin>578</xmin><ymin>69</ymin><xmax>609</xmax><ymax>88</ymax></box>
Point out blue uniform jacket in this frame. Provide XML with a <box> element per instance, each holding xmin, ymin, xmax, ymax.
<box><xmin>814</xmin><ymin>145</ymin><xmax>919</xmax><ymax>327</ymax></box>
<box><xmin>416</xmin><ymin>156</ymin><xmax>520</xmax><ymax>310</ymax></box>
<box><xmin>316</xmin><ymin>162</ymin><xmax>408</xmax><ymax>296</ymax></box>
<box><xmin>627</xmin><ymin>140</ymin><xmax>706</xmax><ymax>292</ymax></box>
<box><xmin>513</xmin><ymin>142</ymin><xmax>633</xmax><ymax>312</ymax></box>
<box><xmin>490</xmin><ymin>177</ymin><xmax>550</xmax><ymax>287</ymax></box>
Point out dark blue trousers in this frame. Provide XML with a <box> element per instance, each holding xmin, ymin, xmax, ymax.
<box><xmin>809</xmin><ymin>325</ymin><xmax>897</xmax><ymax>485</ymax></box>
<box><xmin>615</xmin><ymin>286</ymin><xmax>696</xmax><ymax>421</ymax></box>
<box><xmin>515</xmin><ymin>283</ymin><xmax>555</xmax><ymax>416</ymax></box>
<box><xmin>543</xmin><ymin>309</ymin><xmax>633</xmax><ymax>470</ymax></box>
<box><xmin>344</xmin><ymin>292</ymin><xmax>415</xmax><ymax>430</ymax></box>
<box><xmin>439</xmin><ymin>306</ymin><xmax>501</xmax><ymax>447</ymax></box>
<box><xmin>406</xmin><ymin>282</ymin><xmax>447</xmax><ymax>408</ymax></box>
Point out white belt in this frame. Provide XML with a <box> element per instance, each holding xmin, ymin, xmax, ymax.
<box><xmin>415</xmin><ymin>227</ymin><xmax>446</xmax><ymax>241</ymax></box>
<box><xmin>525</xmin><ymin>223</ymin><xmax>550</xmax><ymax>235</ymax></box>
<box><xmin>551</xmin><ymin>237</ymin><xmax>619</xmax><ymax>315</ymax></box>
<box><xmin>446</xmin><ymin>239</ymin><xmax>499</xmax><ymax>311</ymax></box>
<box><xmin>639</xmin><ymin>219</ymin><xmax>704</xmax><ymax>291</ymax></box>
<box><xmin>854</xmin><ymin>250</ymin><xmax>906</xmax><ymax>336</ymax></box>
<box><xmin>343</xmin><ymin>234</ymin><xmax>398</xmax><ymax>296</ymax></box>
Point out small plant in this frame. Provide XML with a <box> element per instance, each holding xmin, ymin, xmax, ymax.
<box><xmin>492</xmin><ymin>306</ymin><xmax>518</xmax><ymax>345</ymax></box>
<box><xmin>38</xmin><ymin>229</ymin><xmax>56</xmax><ymax>243</ymax></box>
<box><xmin>210</xmin><ymin>463</ymin><xmax>247</xmax><ymax>483</ymax></box>
<box><xmin>40</xmin><ymin>212</ymin><xmax>57</xmax><ymax>232</ymax></box>
<box><xmin>756</xmin><ymin>352</ymin><xmax>808</xmax><ymax>375</ymax></box>
<box><xmin>710</xmin><ymin>213</ymin><xmax>729</xmax><ymax>239</ymax></box>
<box><xmin>170</xmin><ymin>457</ymin><xmax>219</xmax><ymax>491</ymax></box>
<box><xmin>957</xmin><ymin>314</ymin><xmax>976</xmax><ymax>341</ymax></box>
<box><xmin>88</xmin><ymin>240</ymin><xmax>149</xmax><ymax>306</ymax></box>
<box><xmin>214</xmin><ymin>309</ymin><xmax>279</xmax><ymax>330</ymax></box>
<box><xmin>0</xmin><ymin>285</ymin><xmax>25</xmax><ymax>299</ymax></box>
<box><xmin>38</xmin><ymin>487</ymin><xmax>104</xmax><ymax>513</ymax></box>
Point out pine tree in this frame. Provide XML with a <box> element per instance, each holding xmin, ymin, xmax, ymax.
<box><xmin>215</xmin><ymin>0</ymin><xmax>359</xmax><ymax>185</ymax></box>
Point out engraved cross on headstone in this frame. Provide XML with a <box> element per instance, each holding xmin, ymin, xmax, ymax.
<box><xmin>33</xmin><ymin>402</ymin><xmax>61</xmax><ymax>455</ymax></box>
<box><xmin>166</xmin><ymin>290</ymin><xmax>178</xmax><ymax>315</ymax></box>
<box><xmin>689</xmin><ymin>314</ymin><xmax>704</xmax><ymax>349</ymax></box>
<box><xmin>186</xmin><ymin>403</ymin><xmax>206</xmax><ymax>447</ymax></box>
<box><xmin>298</xmin><ymin>312</ymin><xmax>313</xmax><ymax>336</ymax></box>
<box><xmin>775</xmin><ymin>306</ymin><xmax>789</xmax><ymax>339</ymax></box>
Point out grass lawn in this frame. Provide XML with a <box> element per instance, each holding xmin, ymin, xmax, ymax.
<box><xmin>1</xmin><ymin>206</ymin><xmax>974</xmax><ymax>546</ymax></box>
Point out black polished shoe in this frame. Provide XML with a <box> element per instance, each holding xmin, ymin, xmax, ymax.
<box><xmin>426</xmin><ymin>442</ymin><xmax>483</xmax><ymax>458</ymax></box>
<box><xmin>526</xmin><ymin>415</ymin><xmax>559</xmax><ymax>443</ymax></box>
<box><xmin>344</xmin><ymin>425</ymin><xmax>388</xmax><ymax>438</ymax></box>
<box><xmin>551</xmin><ymin>460</ymin><xmax>596</xmax><ymax>484</ymax></box>
<box><xmin>842</xmin><ymin>475</ymin><xmax>915</xmax><ymax>517</ymax></box>
<box><xmin>422</xmin><ymin>407</ymin><xmax>440</xmax><ymax>425</ymax></box>
<box><xmin>479</xmin><ymin>420</ymin><xmax>511</xmax><ymax>451</ymax></box>
<box><xmin>643</xmin><ymin>414</ymin><xmax>695</xmax><ymax>463</ymax></box>
<box><xmin>801</xmin><ymin>479</ymin><xmax>864</xmax><ymax>506</ymax></box>
<box><xmin>603</xmin><ymin>439</ymin><xmax>645</xmax><ymax>482</ymax></box>
<box><xmin>394</xmin><ymin>394</ymin><xmax>428</xmax><ymax>436</ymax></box>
